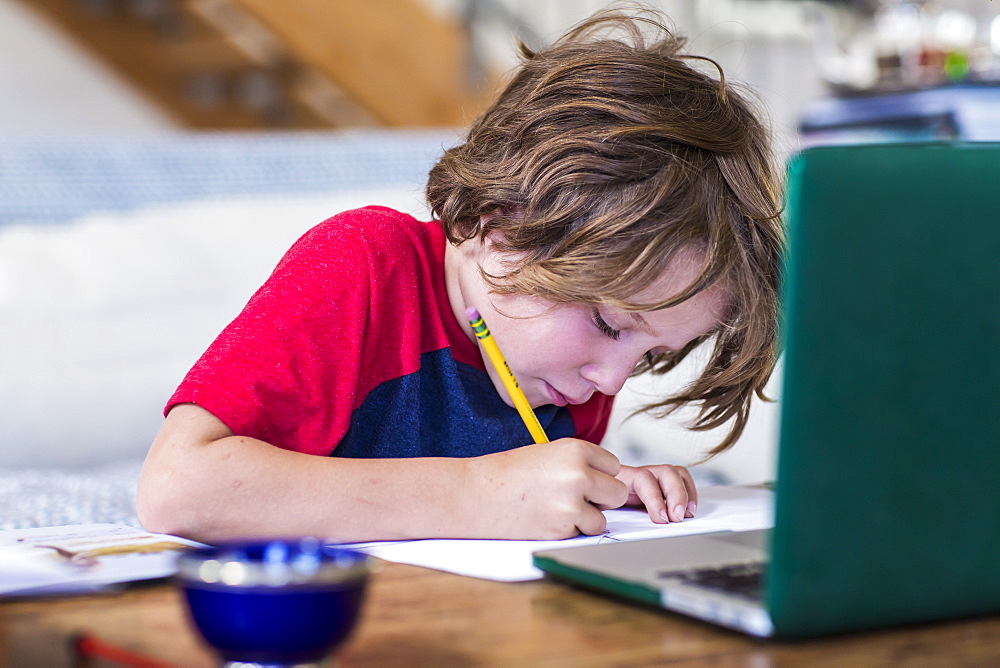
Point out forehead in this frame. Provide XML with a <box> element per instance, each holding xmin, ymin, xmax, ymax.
<box><xmin>616</xmin><ymin>247</ymin><xmax>730</xmax><ymax>334</ymax></box>
<box><xmin>626</xmin><ymin>246</ymin><xmax>725</xmax><ymax>306</ymax></box>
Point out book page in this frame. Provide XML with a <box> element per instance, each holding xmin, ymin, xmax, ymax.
<box><xmin>346</xmin><ymin>485</ymin><xmax>774</xmax><ymax>582</ymax></box>
<box><xmin>0</xmin><ymin>524</ymin><xmax>204</xmax><ymax>596</ymax></box>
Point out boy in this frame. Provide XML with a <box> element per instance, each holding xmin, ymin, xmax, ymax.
<box><xmin>137</xmin><ymin>9</ymin><xmax>783</xmax><ymax>543</ymax></box>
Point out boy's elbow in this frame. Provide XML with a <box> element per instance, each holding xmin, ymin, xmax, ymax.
<box><xmin>136</xmin><ymin>458</ymin><xmax>211</xmax><ymax>540</ymax></box>
<box><xmin>136</xmin><ymin>475</ymin><xmax>191</xmax><ymax>537</ymax></box>
<box><xmin>137</xmin><ymin>404</ymin><xmax>232</xmax><ymax>539</ymax></box>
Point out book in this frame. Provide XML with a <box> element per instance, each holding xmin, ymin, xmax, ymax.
<box><xmin>0</xmin><ymin>523</ymin><xmax>204</xmax><ymax>596</ymax></box>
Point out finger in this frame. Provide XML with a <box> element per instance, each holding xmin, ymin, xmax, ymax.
<box><xmin>655</xmin><ymin>468</ymin><xmax>691</xmax><ymax>522</ymax></box>
<box><xmin>675</xmin><ymin>467</ymin><xmax>698</xmax><ymax>517</ymax></box>
<box><xmin>627</xmin><ymin>469</ymin><xmax>671</xmax><ymax>524</ymax></box>
<box><xmin>575</xmin><ymin>502</ymin><xmax>609</xmax><ymax>536</ymax></box>
<box><xmin>582</xmin><ymin>442</ymin><xmax>621</xmax><ymax>477</ymax></box>
<box><xmin>585</xmin><ymin>471</ymin><xmax>629</xmax><ymax>510</ymax></box>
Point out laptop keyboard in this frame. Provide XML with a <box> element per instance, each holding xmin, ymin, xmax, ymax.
<box><xmin>658</xmin><ymin>562</ymin><xmax>766</xmax><ymax>602</ymax></box>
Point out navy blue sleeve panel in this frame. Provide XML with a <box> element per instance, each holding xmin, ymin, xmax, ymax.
<box><xmin>335</xmin><ymin>349</ymin><xmax>577</xmax><ymax>459</ymax></box>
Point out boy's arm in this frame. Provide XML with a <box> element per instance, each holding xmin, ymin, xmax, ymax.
<box><xmin>137</xmin><ymin>404</ymin><xmax>629</xmax><ymax>544</ymax></box>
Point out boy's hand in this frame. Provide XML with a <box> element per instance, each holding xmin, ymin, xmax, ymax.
<box><xmin>467</xmin><ymin>439</ymin><xmax>629</xmax><ymax>540</ymax></box>
<box><xmin>610</xmin><ymin>464</ymin><xmax>698</xmax><ymax>524</ymax></box>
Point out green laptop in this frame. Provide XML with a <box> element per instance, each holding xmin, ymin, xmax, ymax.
<box><xmin>533</xmin><ymin>142</ymin><xmax>1000</xmax><ymax>638</ymax></box>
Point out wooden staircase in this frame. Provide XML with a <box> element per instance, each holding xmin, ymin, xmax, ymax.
<box><xmin>21</xmin><ymin>0</ymin><xmax>498</xmax><ymax>129</ymax></box>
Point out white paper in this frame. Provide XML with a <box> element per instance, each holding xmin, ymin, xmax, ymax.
<box><xmin>0</xmin><ymin>524</ymin><xmax>205</xmax><ymax>596</ymax></box>
<box><xmin>347</xmin><ymin>485</ymin><xmax>774</xmax><ymax>582</ymax></box>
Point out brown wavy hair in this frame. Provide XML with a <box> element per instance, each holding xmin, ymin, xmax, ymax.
<box><xmin>426</xmin><ymin>7</ymin><xmax>784</xmax><ymax>458</ymax></box>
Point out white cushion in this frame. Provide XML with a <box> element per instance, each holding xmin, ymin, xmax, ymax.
<box><xmin>0</xmin><ymin>187</ymin><xmax>430</xmax><ymax>467</ymax></box>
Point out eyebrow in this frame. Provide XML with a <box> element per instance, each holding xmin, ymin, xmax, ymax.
<box><xmin>629</xmin><ymin>312</ymin><xmax>679</xmax><ymax>356</ymax></box>
<box><xmin>629</xmin><ymin>312</ymin><xmax>656</xmax><ymax>335</ymax></box>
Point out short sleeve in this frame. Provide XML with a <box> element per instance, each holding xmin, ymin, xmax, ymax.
<box><xmin>167</xmin><ymin>208</ymin><xmax>403</xmax><ymax>455</ymax></box>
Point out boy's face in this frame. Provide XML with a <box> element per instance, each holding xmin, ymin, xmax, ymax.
<box><xmin>453</xmin><ymin>242</ymin><xmax>728</xmax><ymax>409</ymax></box>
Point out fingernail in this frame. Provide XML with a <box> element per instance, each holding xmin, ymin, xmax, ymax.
<box><xmin>687</xmin><ymin>501</ymin><xmax>697</xmax><ymax>517</ymax></box>
<box><xmin>659</xmin><ymin>508</ymin><xmax>670</xmax><ymax>522</ymax></box>
<box><xmin>673</xmin><ymin>505</ymin><xmax>686</xmax><ymax>522</ymax></box>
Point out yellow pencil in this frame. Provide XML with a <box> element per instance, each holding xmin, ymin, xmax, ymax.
<box><xmin>466</xmin><ymin>307</ymin><xmax>549</xmax><ymax>444</ymax></box>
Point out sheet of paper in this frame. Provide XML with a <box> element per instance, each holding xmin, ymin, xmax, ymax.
<box><xmin>347</xmin><ymin>485</ymin><xmax>774</xmax><ymax>582</ymax></box>
<box><xmin>0</xmin><ymin>524</ymin><xmax>205</xmax><ymax>596</ymax></box>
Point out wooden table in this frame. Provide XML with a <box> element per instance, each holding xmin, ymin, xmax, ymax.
<box><xmin>2</xmin><ymin>559</ymin><xmax>998</xmax><ymax>666</ymax></box>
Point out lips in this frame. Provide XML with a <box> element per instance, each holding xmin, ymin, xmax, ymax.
<box><xmin>544</xmin><ymin>382</ymin><xmax>569</xmax><ymax>407</ymax></box>
<box><xmin>544</xmin><ymin>382</ymin><xmax>589</xmax><ymax>406</ymax></box>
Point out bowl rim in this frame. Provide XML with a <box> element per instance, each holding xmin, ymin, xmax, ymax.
<box><xmin>175</xmin><ymin>539</ymin><xmax>371</xmax><ymax>588</ymax></box>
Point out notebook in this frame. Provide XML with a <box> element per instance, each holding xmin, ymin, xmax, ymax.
<box><xmin>533</xmin><ymin>142</ymin><xmax>1000</xmax><ymax>638</ymax></box>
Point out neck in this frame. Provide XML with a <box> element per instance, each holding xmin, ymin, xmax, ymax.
<box><xmin>444</xmin><ymin>240</ymin><xmax>478</xmax><ymax>344</ymax></box>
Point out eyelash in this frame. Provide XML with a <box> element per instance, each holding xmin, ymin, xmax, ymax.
<box><xmin>591</xmin><ymin>308</ymin><xmax>621</xmax><ymax>341</ymax></box>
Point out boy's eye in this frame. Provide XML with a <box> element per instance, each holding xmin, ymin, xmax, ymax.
<box><xmin>591</xmin><ymin>308</ymin><xmax>621</xmax><ymax>341</ymax></box>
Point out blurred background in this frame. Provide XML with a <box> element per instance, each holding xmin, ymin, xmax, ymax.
<box><xmin>7</xmin><ymin>1</ymin><xmax>1000</xmax><ymax>149</ymax></box>
<box><xmin>2</xmin><ymin>0</ymin><xmax>998</xmax><ymax>504</ymax></box>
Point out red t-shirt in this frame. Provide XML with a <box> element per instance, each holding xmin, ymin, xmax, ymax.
<box><xmin>167</xmin><ymin>206</ymin><xmax>614</xmax><ymax>458</ymax></box>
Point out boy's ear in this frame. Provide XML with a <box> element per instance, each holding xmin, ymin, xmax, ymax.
<box><xmin>483</xmin><ymin>224</ymin><xmax>505</xmax><ymax>247</ymax></box>
<box><xmin>481</xmin><ymin>214</ymin><xmax>515</xmax><ymax>251</ymax></box>
<box><xmin>481</xmin><ymin>207</ymin><xmax>522</xmax><ymax>246</ymax></box>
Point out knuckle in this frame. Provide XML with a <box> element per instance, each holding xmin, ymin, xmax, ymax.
<box><xmin>615</xmin><ymin>479</ymin><xmax>630</xmax><ymax>505</ymax></box>
<box><xmin>582</xmin><ymin>515</ymin><xmax>608</xmax><ymax>536</ymax></box>
<box><xmin>635</xmin><ymin>468</ymin><xmax>656</xmax><ymax>484</ymax></box>
<box><xmin>553</xmin><ymin>438</ymin><xmax>587</xmax><ymax>462</ymax></box>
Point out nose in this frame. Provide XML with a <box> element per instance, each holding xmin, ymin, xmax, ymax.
<box><xmin>579</xmin><ymin>354</ymin><xmax>639</xmax><ymax>396</ymax></box>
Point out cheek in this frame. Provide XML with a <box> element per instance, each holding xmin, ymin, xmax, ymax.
<box><xmin>507</xmin><ymin>317</ymin><xmax>594</xmax><ymax>375</ymax></box>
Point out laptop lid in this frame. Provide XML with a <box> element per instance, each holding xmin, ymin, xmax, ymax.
<box><xmin>769</xmin><ymin>142</ymin><xmax>1000</xmax><ymax>637</ymax></box>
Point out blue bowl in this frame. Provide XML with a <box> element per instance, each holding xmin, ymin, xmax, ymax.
<box><xmin>175</xmin><ymin>539</ymin><xmax>371</xmax><ymax>666</ymax></box>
